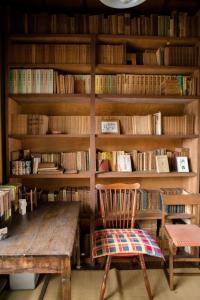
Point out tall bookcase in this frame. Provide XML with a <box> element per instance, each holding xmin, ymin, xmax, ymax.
<box><xmin>5</xmin><ymin>10</ymin><xmax>200</xmax><ymax>259</ymax></box>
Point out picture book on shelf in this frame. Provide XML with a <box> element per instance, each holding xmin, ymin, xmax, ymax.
<box><xmin>155</xmin><ymin>155</ymin><xmax>170</xmax><ymax>173</ymax></box>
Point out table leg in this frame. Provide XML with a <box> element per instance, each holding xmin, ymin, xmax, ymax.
<box><xmin>61</xmin><ymin>258</ymin><xmax>71</xmax><ymax>300</ymax></box>
<box><xmin>76</xmin><ymin>225</ymin><xmax>81</xmax><ymax>269</ymax></box>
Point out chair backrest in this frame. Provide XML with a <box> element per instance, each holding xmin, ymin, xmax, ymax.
<box><xmin>161</xmin><ymin>194</ymin><xmax>200</xmax><ymax>228</ymax></box>
<box><xmin>96</xmin><ymin>183</ymin><xmax>140</xmax><ymax>229</ymax></box>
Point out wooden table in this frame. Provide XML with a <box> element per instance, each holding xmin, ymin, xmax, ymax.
<box><xmin>0</xmin><ymin>202</ymin><xmax>80</xmax><ymax>300</ymax></box>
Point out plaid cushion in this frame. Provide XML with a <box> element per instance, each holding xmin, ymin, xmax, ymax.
<box><xmin>92</xmin><ymin>228</ymin><xmax>163</xmax><ymax>259</ymax></box>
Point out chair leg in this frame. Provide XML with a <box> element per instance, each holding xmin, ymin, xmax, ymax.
<box><xmin>139</xmin><ymin>254</ymin><xmax>153</xmax><ymax>300</ymax></box>
<box><xmin>169</xmin><ymin>251</ymin><xmax>174</xmax><ymax>290</ymax></box>
<box><xmin>99</xmin><ymin>256</ymin><xmax>112</xmax><ymax>300</ymax></box>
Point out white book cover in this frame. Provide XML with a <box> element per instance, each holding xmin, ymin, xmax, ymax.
<box><xmin>117</xmin><ymin>154</ymin><xmax>132</xmax><ymax>172</ymax></box>
<box><xmin>154</xmin><ymin>111</ymin><xmax>162</xmax><ymax>135</ymax></box>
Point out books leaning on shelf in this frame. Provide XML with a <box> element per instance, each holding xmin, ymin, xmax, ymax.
<box><xmin>155</xmin><ymin>155</ymin><xmax>170</xmax><ymax>173</ymax></box>
<box><xmin>176</xmin><ymin>156</ymin><xmax>189</xmax><ymax>173</ymax></box>
<box><xmin>97</xmin><ymin>148</ymin><xmax>190</xmax><ymax>172</ymax></box>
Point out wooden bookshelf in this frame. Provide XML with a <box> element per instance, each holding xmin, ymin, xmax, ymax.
<box><xmin>9</xmin><ymin>94</ymin><xmax>91</xmax><ymax>104</ymax></box>
<box><xmin>96</xmin><ymin>95</ymin><xmax>200</xmax><ymax>104</ymax></box>
<box><xmin>9</xmin><ymin>63</ymin><xmax>91</xmax><ymax>73</ymax></box>
<box><xmin>9</xmin><ymin>134</ymin><xmax>90</xmax><ymax>139</ymax></box>
<box><xmin>96</xmin><ymin>171</ymin><xmax>197</xmax><ymax>178</ymax></box>
<box><xmin>96</xmin><ymin>134</ymin><xmax>199</xmax><ymax>139</ymax></box>
<box><xmin>5</xmin><ymin>11</ymin><xmax>200</xmax><ymax>261</ymax></box>
<box><xmin>97</xmin><ymin>35</ymin><xmax>199</xmax><ymax>49</ymax></box>
<box><xmin>9</xmin><ymin>172</ymin><xmax>90</xmax><ymax>179</ymax></box>
<box><xmin>95</xmin><ymin>64</ymin><xmax>197</xmax><ymax>75</ymax></box>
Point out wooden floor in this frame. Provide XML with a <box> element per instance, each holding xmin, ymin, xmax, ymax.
<box><xmin>1</xmin><ymin>268</ymin><xmax>200</xmax><ymax>300</ymax></box>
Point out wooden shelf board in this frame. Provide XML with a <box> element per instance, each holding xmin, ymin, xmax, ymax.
<box><xmin>9</xmin><ymin>34</ymin><xmax>199</xmax><ymax>48</ymax></box>
<box><xmin>136</xmin><ymin>211</ymin><xmax>162</xmax><ymax>220</ymax></box>
<box><xmin>9</xmin><ymin>94</ymin><xmax>91</xmax><ymax>103</ymax></box>
<box><xmin>96</xmin><ymin>94</ymin><xmax>200</xmax><ymax>104</ymax></box>
<box><xmin>96</xmin><ymin>64</ymin><xmax>198</xmax><ymax>75</ymax></box>
<box><xmin>9</xmin><ymin>64</ymin><xmax>91</xmax><ymax>73</ymax></box>
<box><xmin>96</xmin><ymin>134</ymin><xmax>198</xmax><ymax>139</ymax></box>
<box><xmin>8</xmin><ymin>94</ymin><xmax>200</xmax><ymax>104</ymax></box>
<box><xmin>9</xmin><ymin>134</ymin><xmax>90</xmax><ymax>139</ymax></box>
<box><xmin>97</xmin><ymin>35</ymin><xmax>199</xmax><ymax>49</ymax></box>
<box><xmin>9</xmin><ymin>172</ymin><xmax>90</xmax><ymax>179</ymax></box>
<box><xmin>9</xmin><ymin>64</ymin><xmax>198</xmax><ymax>75</ymax></box>
<box><xmin>9</xmin><ymin>34</ymin><xmax>92</xmax><ymax>43</ymax></box>
<box><xmin>96</xmin><ymin>171</ymin><xmax>196</xmax><ymax>178</ymax></box>
<box><xmin>166</xmin><ymin>213</ymin><xmax>195</xmax><ymax>220</ymax></box>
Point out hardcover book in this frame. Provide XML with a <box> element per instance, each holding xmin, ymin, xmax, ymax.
<box><xmin>155</xmin><ymin>155</ymin><xmax>170</xmax><ymax>173</ymax></box>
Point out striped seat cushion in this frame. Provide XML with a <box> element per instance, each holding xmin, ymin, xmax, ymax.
<box><xmin>165</xmin><ymin>224</ymin><xmax>200</xmax><ymax>247</ymax></box>
<box><xmin>92</xmin><ymin>228</ymin><xmax>163</xmax><ymax>259</ymax></box>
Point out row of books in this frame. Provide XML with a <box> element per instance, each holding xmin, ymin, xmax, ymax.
<box><xmin>9</xmin><ymin>69</ymin><xmax>91</xmax><ymax>94</ymax></box>
<box><xmin>9</xmin><ymin>44</ymin><xmax>126</xmax><ymax>65</ymax></box>
<box><xmin>11</xmin><ymin>114</ymin><xmax>49</xmax><ymax>135</ymax></box>
<box><xmin>160</xmin><ymin>188</ymin><xmax>191</xmax><ymax>214</ymax></box>
<box><xmin>97</xmin><ymin>147</ymin><xmax>190</xmax><ymax>172</ymax></box>
<box><xmin>96</xmin><ymin>114</ymin><xmax>194</xmax><ymax>135</ymax></box>
<box><xmin>54</xmin><ymin>73</ymin><xmax>91</xmax><ymax>94</ymax></box>
<box><xmin>0</xmin><ymin>184</ymin><xmax>21</xmax><ymax>225</ymax></box>
<box><xmin>40</xmin><ymin>187</ymin><xmax>91</xmax><ymax>213</ymax></box>
<box><xmin>95</xmin><ymin>75</ymin><xmax>196</xmax><ymax>96</ymax></box>
<box><xmin>9</xmin><ymin>44</ymin><xmax>91</xmax><ymax>64</ymax></box>
<box><xmin>140</xmin><ymin>187</ymin><xmax>190</xmax><ymax>213</ymax></box>
<box><xmin>162</xmin><ymin>115</ymin><xmax>194</xmax><ymax>136</ymax></box>
<box><xmin>9</xmin><ymin>69</ymin><xmax>54</xmax><ymax>94</ymax></box>
<box><xmin>10</xmin><ymin>43</ymin><xmax>199</xmax><ymax>67</ymax></box>
<box><xmin>156</xmin><ymin>46</ymin><xmax>199</xmax><ymax>67</ymax></box>
<box><xmin>137</xmin><ymin>189</ymin><xmax>161</xmax><ymax>211</ymax></box>
<box><xmin>11</xmin><ymin>150</ymin><xmax>90</xmax><ymax>175</ymax></box>
<box><xmin>10</xmin><ymin>11</ymin><xmax>200</xmax><ymax>37</ymax></box>
<box><xmin>11</xmin><ymin>114</ymin><xmax>91</xmax><ymax>135</ymax></box>
<box><xmin>9</xmin><ymin>70</ymin><xmax>197</xmax><ymax>96</ymax></box>
<box><xmin>11</xmin><ymin>113</ymin><xmax>195</xmax><ymax>136</ymax></box>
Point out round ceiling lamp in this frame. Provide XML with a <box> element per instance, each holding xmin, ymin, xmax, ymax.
<box><xmin>99</xmin><ymin>0</ymin><xmax>147</xmax><ymax>9</ymax></box>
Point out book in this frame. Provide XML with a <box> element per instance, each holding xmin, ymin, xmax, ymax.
<box><xmin>155</xmin><ymin>155</ymin><xmax>170</xmax><ymax>173</ymax></box>
<box><xmin>98</xmin><ymin>159</ymin><xmax>109</xmax><ymax>172</ymax></box>
<box><xmin>176</xmin><ymin>156</ymin><xmax>189</xmax><ymax>172</ymax></box>
<box><xmin>117</xmin><ymin>153</ymin><xmax>132</xmax><ymax>172</ymax></box>
<box><xmin>153</xmin><ymin>112</ymin><xmax>162</xmax><ymax>135</ymax></box>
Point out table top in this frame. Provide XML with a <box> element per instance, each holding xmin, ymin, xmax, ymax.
<box><xmin>0</xmin><ymin>202</ymin><xmax>79</xmax><ymax>257</ymax></box>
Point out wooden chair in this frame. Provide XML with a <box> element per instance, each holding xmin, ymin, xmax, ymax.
<box><xmin>161</xmin><ymin>193</ymin><xmax>200</xmax><ymax>290</ymax></box>
<box><xmin>92</xmin><ymin>183</ymin><xmax>163</xmax><ymax>300</ymax></box>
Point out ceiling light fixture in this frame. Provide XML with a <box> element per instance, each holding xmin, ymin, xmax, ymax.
<box><xmin>99</xmin><ymin>0</ymin><xmax>147</xmax><ymax>9</ymax></box>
